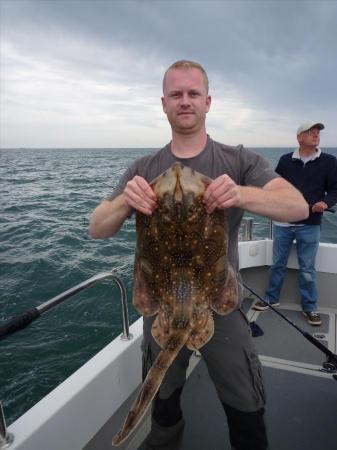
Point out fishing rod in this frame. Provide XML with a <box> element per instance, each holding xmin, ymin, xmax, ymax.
<box><xmin>242</xmin><ymin>282</ymin><xmax>337</xmax><ymax>379</ymax></box>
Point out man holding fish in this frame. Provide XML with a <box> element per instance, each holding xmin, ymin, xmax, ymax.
<box><xmin>90</xmin><ymin>60</ymin><xmax>308</xmax><ymax>450</ymax></box>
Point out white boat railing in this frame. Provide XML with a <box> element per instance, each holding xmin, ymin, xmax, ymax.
<box><xmin>0</xmin><ymin>402</ymin><xmax>14</xmax><ymax>449</ymax></box>
<box><xmin>240</xmin><ymin>217</ymin><xmax>254</xmax><ymax>241</ymax></box>
<box><xmin>0</xmin><ymin>268</ymin><xmax>133</xmax><ymax>449</ymax></box>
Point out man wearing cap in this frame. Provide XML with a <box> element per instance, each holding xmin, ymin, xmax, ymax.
<box><xmin>254</xmin><ymin>122</ymin><xmax>337</xmax><ymax>325</ymax></box>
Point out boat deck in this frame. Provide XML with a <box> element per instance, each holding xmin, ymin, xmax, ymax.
<box><xmin>137</xmin><ymin>300</ymin><xmax>337</xmax><ymax>450</ymax></box>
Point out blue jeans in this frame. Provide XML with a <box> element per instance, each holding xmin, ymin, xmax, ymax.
<box><xmin>265</xmin><ymin>224</ymin><xmax>320</xmax><ymax>312</ymax></box>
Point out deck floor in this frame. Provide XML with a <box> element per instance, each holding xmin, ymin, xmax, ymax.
<box><xmin>139</xmin><ymin>303</ymin><xmax>337</xmax><ymax>450</ymax></box>
<box><xmin>177</xmin><ymin>360</ymin><xmax>337</xmax><ymax>450</ymax></box>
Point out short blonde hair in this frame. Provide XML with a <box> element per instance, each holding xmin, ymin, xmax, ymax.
<box><xmin>162</xmin><ymin>60</ymin><xmax>209</xmax><ymax>93</ymax></box>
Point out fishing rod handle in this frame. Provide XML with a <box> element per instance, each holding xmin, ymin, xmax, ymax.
<box><xmin>0</xmin><ymin>308</ymin><xmax>40</xmax><ymax>342</ymax></box>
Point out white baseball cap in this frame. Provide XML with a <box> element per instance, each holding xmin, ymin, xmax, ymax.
<box><xmin>297</xmin><ymin>121</ymin><xmax>325</xmax><ymax>136</ymax></box>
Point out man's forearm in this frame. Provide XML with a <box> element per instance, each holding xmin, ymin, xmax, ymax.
<box><xmin>89</xmin><ymin>194</ymin><xmax>133</xmax><ymax>239</ymax></box>
<box><xmin>239</xmin><ymin>179</ymin><xmax>309</xmax><ymax>222</ymax></box>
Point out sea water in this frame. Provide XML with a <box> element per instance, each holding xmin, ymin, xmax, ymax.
<box><xmin>1</xmin><ymin>147</ymin><xmax>337</xmax><ymax>424</ymax></box>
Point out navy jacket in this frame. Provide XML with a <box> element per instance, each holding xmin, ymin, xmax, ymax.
<box><xmin>276</xmin><ymin>151</ymin><xmax>337</xmax><ymax>225</ymax></box>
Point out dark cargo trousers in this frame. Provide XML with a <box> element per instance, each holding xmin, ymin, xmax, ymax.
<box><xmin>142</xmin><ymin>309</ymin><xmax>268</xmax><ymax>450</ymax></box>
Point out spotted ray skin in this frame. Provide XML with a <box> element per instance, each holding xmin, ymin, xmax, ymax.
<box><xmin>112</xmin><ymin>163</ymin><xmax>238</xmax><ymax>446</ymax></box>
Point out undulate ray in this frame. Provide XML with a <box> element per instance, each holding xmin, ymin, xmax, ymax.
<box><xmin>112</xmin><ymin>163</ymin><xmax>238</xmax><ymax>446</ymax></box>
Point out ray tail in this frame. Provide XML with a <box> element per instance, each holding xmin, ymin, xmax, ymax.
<box><xmin>112</xmin><ymin>327</ymin><xmax>191</xmax><ymax>446</ymax></box>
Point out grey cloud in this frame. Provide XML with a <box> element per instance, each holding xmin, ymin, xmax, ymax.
<box><xmin>5</xmin><ymin>1</ymin><xmax>336</xmax><ymax>95</ymax></box>
<box><xmin>1</xmin><ymin>0</ymin><xmax>337</xmax><ymax>146</ymax></box>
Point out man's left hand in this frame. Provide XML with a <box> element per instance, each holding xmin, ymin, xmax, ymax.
<box><xmin>203</xmin><ymin>174</ymin><xmax>241</xmax><ymax>214</ymax></box>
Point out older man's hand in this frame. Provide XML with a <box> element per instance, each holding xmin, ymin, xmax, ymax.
<box><xmin>311</xmin><ymin>201</ymin><xmax>328</xmax><ymax>213</ymax></box>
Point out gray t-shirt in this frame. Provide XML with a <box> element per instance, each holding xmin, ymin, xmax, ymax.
<box><xmin>109</xmin><ymin>135</ymin><xmax>277</xmax><ymax>272</ymax></box>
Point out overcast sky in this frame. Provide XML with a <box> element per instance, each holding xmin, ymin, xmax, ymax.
<box><xmin>1</xmin><ymin>0</ymin><xmax>336</xmax><ymax>148</ymax></box>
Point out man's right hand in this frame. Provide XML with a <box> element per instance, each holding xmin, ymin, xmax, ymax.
<box><xmin>124</xmin><ymin>176</ymin><xmax>157</xmax><ymax>215</ymax></box>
